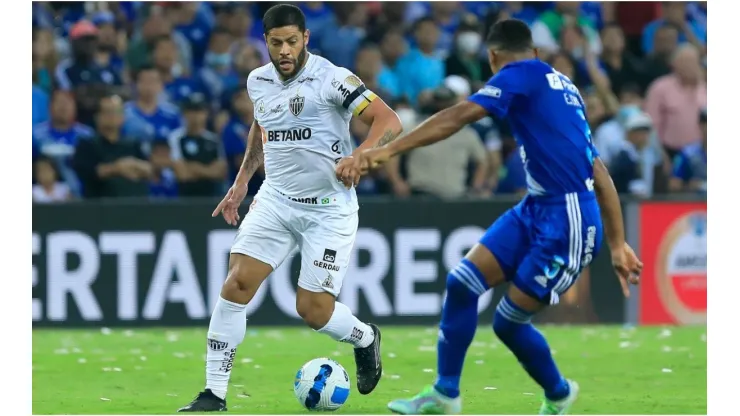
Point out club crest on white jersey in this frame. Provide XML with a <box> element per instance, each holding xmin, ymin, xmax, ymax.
<box><xmin>247</xmin><ymin>54</ymin><xmax>377</xmax><ymax>212</ymax></box>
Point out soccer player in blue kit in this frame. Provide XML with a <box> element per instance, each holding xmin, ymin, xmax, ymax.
<box><xmin>340</xmin><ymin>19</ymin><xmax>644</xmax><ymax>415</ymax></box>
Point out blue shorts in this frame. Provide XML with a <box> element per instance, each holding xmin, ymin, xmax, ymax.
<box><xmin>480</xmin><ymin>192</ymin><xmax>603</xmax><ymax>305</ymax></box>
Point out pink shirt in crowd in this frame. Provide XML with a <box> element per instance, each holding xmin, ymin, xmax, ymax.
<box><xmin>644</xmin><ymin>74</ymin><xmax>707</xmax><ymax>151</ymax></box>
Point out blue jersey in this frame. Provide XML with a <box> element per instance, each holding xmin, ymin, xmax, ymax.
<box><xmin>469</xmin><ymin>59</ymin><xmax>599</xmax><ymax>197</ymax></box>
<box><xmin>123</xmin><ymin>101</ymin><xmax>183</xmax><ymax>144</ymax></box>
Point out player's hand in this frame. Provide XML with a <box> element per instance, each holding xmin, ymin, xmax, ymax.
<box><xmin>212</xmin><ymin>183</ymin><xmax>248</xmax><ymax>226</ymax></box>
<box><xmin>358</xmin><ymin>147</ymin><xmax>393</xmax><ymax>172</ymax></box>
<box><xmin>611</xmin><ymin>243</ymin><xmax>643</xmax><ymax>298</ymax></box>
<box><xmin>335</xmin><ymin>156</ymin><xmax>361</xmax><ymax>189</ymax></box>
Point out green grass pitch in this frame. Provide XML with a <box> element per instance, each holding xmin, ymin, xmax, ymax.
<box><xmin>32</xmin><ymin>325</ymin><xmax>706</xmax><ymax>415</ymax></box>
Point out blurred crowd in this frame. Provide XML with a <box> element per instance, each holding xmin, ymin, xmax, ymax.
<box><xmin>31</xmin><ymin>1</ymin><xmax>708</xmax><ymax>203</ymax></box>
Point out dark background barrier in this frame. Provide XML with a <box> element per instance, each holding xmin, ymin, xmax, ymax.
<box><xmin>32</xmin><ymin>197</ymin><xmax>624</xmax><ymax>328</ymax></box>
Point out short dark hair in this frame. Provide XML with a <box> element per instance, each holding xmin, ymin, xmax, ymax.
<box><xmin>134</xmin><ymin>64</ymin><xmax>158</xmax><ymax>82</ymax></box>
<box><xmin>486</xmin><ymin>19</ymin><xmax>533</xmax><ymax>52</ymax></box>
<box><xmin>412</xmin><ymin>16</ymin><xmax>437</xmax><ymax>32</ymax></box>
<box><xmin>262</xmin><ymin>4</ymin><xmax>306</xmax><ymax>34</ymax></box>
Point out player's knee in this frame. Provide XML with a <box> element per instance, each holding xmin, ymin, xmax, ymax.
<box><xmin>493</xmin><ymin>296</ymin><xmax>533</xmax><ymax>338</ymax></box>
<box><xmin>446</xmin><ymin>259</ymin><xmax>488</xmax><ymax>302</ymax></box>
<box><xmin>221</xmin><ymin>255</ymin><xmax>268</xmax><ymax>304</ymax></box>
<box><xmin>296</xmin><ymin>291</ymin><xmax>334</xmax><ymax>330</ymax></box>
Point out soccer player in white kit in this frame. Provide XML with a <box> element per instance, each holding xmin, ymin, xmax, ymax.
<box><xmin>178</xmin><ymin>4</ymin><xmax>403</xmax><ymax>413</ymax></box>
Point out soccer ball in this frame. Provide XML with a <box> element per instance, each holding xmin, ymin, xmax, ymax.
<box><xmin>294</xmin><ymin>358</ymin><xmax>351</xmax><ymax>411</ymax></box>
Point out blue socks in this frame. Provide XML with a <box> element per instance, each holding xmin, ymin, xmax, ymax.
<box><xmin>493</xmin><ymin>296</ymin><xmax>570</xmax><ymax>401</ymax></box>
<box><xmin>434</xmin><ymin>259</ymin><xmax>489</xmax><ymax>399</ymax></box>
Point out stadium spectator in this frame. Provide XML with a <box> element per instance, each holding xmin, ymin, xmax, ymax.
<box><xmin>428</xmin><ymin>2</ymin><xmax>462</xmax><ymax>51</ymax></box>
<box><xmin>494</xmin><ymin>2</ymin><xmax>541</xmax><ymax>26</ymax></box>
<box><xmin>377</xmin><ymin>28</ymin><xmax>406</xmax><ymax>99</ymax></box>
<box><xmin>32</xmin><ymin>90</ymin><xmax>95</xmax><ymax>196</ymax></box>
<box><xmin>167</xmin><ymin>2</ymin><xmax>215</xmax><ymax>68</ymax></box>
<box><xmin>148</xmin><ymin>140</ymin><xmax>179</xmax><ymax>199</ymax></box>
<box><xmin>33</xmin><ymin>157</ymin><xmax>72</xmax><ymax>203</ymax></box>
<box><xmin>167</xmin><ymin>93</ymin><xmax>227</xmax><ymax>197</ymax></box>
<box><xmin>73</xmin><ymin>94</ymin><xmax>152</xmax><ymax>198</ymax></box>
<box><xmin>55</xmin><ymin>20</ymin><xmax>125</xmax><ymax>126</ymax></box>
<box><xmin>354</xmin><ymin>44</ymin><xmax>395</xmax><ymax>103</ymax></box>
<box><xmin>396</xmin><ymin>17</ymin><xmax>445</xmax><ymax>105</ymax></box>
<box><xmin>444</xmin><ymin>75</ymin><xmax>502</xmax><ymax>191</ymax></box>
<box><xmin>198</xmin><ymin>27</ymin><xmax>239</xmax><ymax>109</ymax></box>
<box><xmin>225</xmin><ymin>5</ymin><xmax>270</xmax><ymax>66</ymax></box>
<box><xmin>531</xmin><ymin>1</ymin><xmax>602</xmax><ymax>56</ymax></box>
<box><xmin>645</xmin><ymin>44</ymin><xmax>707</xmax><ymax>157</ymax></box>
<box><xmin>642</xmin><ymin>23</ymin><xmax>679</xmax><ymax>87</ymax></box>
<box><xmin>91</xmin><ymin>11</ymin><xmax>126</xmax><ymax>76</ymax></box>
<box><xmin>152</xmin><ymin>35</ymin><xmax>207</xmax><ymax>105</ymax></box>
<box><xmin>670</xmin><ymin>108</ymin><xmax>707</xmax><ymax>194</ymax></box>
<box><xmin>599</xmin><ymin>23</ymin><xmax>645</xmax><ymax>95</ymax></box>
<box><xmin>123</xmin><ymin>65</ymin><xmax>184</xmax><ymax>147</ymax></box>
<box><xmin>608</xmin><ymin>112</ymin><xmax>655</xmax><ymax>197</ymax></box>
<box><xmin>221</xmin><ymin>88</ymin><xmax>262</xmax><ymax>195</ymax></box>
<box><xmin>233</xmin><ymin>43</ymin><xmax>264</xmax><ymax>86</ymax></box>
<box><xmin>319</xmin><ymin>3</ymin><xmax>369</xmax><ymax>70</ymax></box>
<box><xmin>642</xmin><ymin>2</ymin><xmax>706</xmax><ymax>56</ymax></box>
<box><xmin>300</xmin><ymin>2</ymin><xmax>338</xmax><ymax>51</ymax></box>
<box><xmin>386</xmin><ymin>86</ymin><xmax>489</xmax><ymax>198</ymax></box>
<box><xmin>444</xmin><ymin>15</ymin><xmax>492</xmax><ymax>91</ymax></box>
<box><xmin>614</xmin><ymin>2</ymin><xmax>661</xmax><ymax>56</ymax></box>
<box><xmin>32</xmin><ymin>27</ymin><xmax>57</xmax><ymax>94</ymax></box>
<box><xmin>125</xmin><ymin>12</ymin><xmax>193</xmax><ymax>76</ymax></box>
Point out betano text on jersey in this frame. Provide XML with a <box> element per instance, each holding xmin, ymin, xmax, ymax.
<box><xmin>247</xmin><ymin>53</ymin><xmax>377</xmax><ymax>213</ymax></box>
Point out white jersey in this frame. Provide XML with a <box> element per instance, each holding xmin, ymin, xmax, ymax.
<box><xmin>247</xmin><ymin>54</ymin><xmax>377</xmax><ymax>213</ymax></box>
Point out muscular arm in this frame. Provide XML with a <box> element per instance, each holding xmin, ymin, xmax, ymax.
<box><xmin>354</xmin><ymin>99</ymin><xmax>404</xmax><ymax>152</ymax></box>
<box><xmin>385</xmin><ymin>101</ymin><xmax>488</xmax><ymax>157</ymax></box>
<box><xmin>234</xmin><ymin>121</ymin><xmax>264</xmax><ymax>187</ymax></box>
<box><xmin>593</xmin><ymin>157</ymin><xmax>625</xmax><ymax>251</ymax></box>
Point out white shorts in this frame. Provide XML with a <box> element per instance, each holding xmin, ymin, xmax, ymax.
<box><xmin>231</xmin><ymin>186</ymin><xmax>358</xmax><ymax>296</ymax></box>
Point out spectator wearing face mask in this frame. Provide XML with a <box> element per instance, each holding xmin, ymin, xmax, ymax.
<box><xmin>198</xmin><ymin>28</ymin><xmax>239</xmax><ymax>111</ymax></box>
<box><xmin>444</xmin><ymin>17</ymin><xmax>491</xmax><ymax>91</ymax></box>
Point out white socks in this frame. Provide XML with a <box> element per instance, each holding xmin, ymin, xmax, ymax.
<box><xmin>317</xmin><ymin>302</ymin><xmax>375</xmax><ymax>348</ymax></box>
<box><xmin>205</xmin><ymin>297</ymin><xmax>248</xmax><ymax>400</ymax></box>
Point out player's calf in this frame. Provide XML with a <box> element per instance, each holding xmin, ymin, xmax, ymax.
<box><xmin>296</xmin><ymin>288</ymin><xmax>382</xmax><ymax>395</ymax></box>
<box><xmin>492</xmin><ymin>290</ymin><xmax>571</xmax><ymax>404</ymax></box>
<box><xmin>434</xmin><ymin>259</ymin><xmax>490</xmax><ymax>399</ymax></box>
<box><xmin>179</xmin><ymin>254</ymin><xmax>272</xmax><ymax>412</ymax></box>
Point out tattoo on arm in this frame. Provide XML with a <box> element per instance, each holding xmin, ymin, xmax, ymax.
<box><xmin>376</xmin><ymin>129</ymin><xmax>399</xmax><ymax>147</ymax></box>
<box><xmin>240</xmin><ymin>123</ymin><xmax>264</xmax><ymax>179</ymax></box>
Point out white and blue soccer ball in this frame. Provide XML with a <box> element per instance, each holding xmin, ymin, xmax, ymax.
<box><xmin>294</xmin><ymin>358</ymin><xmax>351</xmax><ymax>411</ymax></box>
